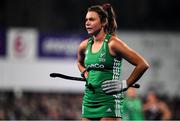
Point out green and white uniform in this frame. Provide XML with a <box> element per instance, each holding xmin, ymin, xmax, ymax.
<box><xmin>122</xmin><ymin>97</ymin><xmax>144</xmax><ymax>120</ymax></box>
<box><xmin>82</xmin><ymin>34</ymin><xmax>125</xmax><ymax>118</ymax></box>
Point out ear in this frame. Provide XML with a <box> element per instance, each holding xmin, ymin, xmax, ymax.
<box><xmin>102</xmin><ymin>18</ymin><xmax>108</xmax><ymax>27</ymax></box>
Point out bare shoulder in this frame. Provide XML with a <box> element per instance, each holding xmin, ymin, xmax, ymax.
<box><xmin>78</xmin><ymin>39</ymin><xmax>89</xmax><ymax>53</ymax></box>
<box><xmin>109</xmin><ymin>35</ymin><xmax>125</xmax><ymax>47</ymax></box>
<box><xmin>108</xmin><ymin>35</ymin><xmax>128</xmax><ymax>54</ymax></box>
<box><xmin>79</xmin><ymin>39</ymin><xmax>89</xmax><ymax>48</ymax></box>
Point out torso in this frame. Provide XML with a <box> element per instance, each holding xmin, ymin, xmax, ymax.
<box><xmin>84</xmin><ymin>34</ymin><xmax>123</xmax><ymax>94</ymax></box>
<box><xmin>82</xmin><ymin>34</ymin><xmax>125</xmax><ymax>118</ymax></box>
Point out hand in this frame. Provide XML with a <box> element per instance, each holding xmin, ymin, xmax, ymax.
<box><xmin>81</xmin><ymin>70</ymin><xmax>88</xmax><ymax>78</ymax></box>
<box><xmin>83</xmin><ymin>71</ymin><xmax>88</xmax><ymax>78</ymax></box>
<box><xmin>102</xmin><ymin>80</ymin><xmax>128</xmax><ymax>95</ymax></box>
<box><xmin>81</xmin><ymin>66</ymin><xmax>91</xmax><ymax>78</ymax></box>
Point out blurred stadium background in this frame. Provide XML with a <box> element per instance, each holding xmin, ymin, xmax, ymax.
<box><xmin>0</xmin><ymin>0</ymin><xmax>180</xmax><ymax>120</ymax></box>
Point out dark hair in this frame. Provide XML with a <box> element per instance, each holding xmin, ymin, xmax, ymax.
<box><xmin>88</xmin><ymin>3</ymin><xmax>117</xmax><ymax>35</ymax></box>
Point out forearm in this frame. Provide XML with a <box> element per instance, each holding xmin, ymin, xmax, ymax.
<box><xmin>126</xmin><ymin>63</ymin><xmax>149</xmax><ymax>87</ymax></box>
<box><xmin>77</xmin><ymin>62</ymin><xmax>85</xmax><ymax>73</ymax></box>
<box><xmin>162</xmin><ymin>112</ymin><xmax>171</xmax><ymax>120</ymax></box>
<box><xmin>101</xmin><ymin>64</ymin><xmax>148</xmax><ymax>94</ymax></box>
<box><xmin>161</xmin><ymin>103</ymin><xmax>172</xmax><ymax>120</ymax></box>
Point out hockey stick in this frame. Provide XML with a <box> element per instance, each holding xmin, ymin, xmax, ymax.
<box><xmin>50</xmin><ymin>73</ymin><xmax>85</xmax><ymax>81</ymax></box>
<box><xmin>49</xmin><ymin>73</ymin><xmax>140</xmax><ymax>88</ymax></box>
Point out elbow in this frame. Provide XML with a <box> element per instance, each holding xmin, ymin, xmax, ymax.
<box><xmin>137</xmin><ymin>60</ymin><xmax>149</xmax><ymax>72</ymax></box>
<box><xmin>142</xmin><ymin>61</ymin><xmax>150</xmax><ymax>71</ymax></box>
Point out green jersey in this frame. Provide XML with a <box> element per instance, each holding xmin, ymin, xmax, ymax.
<box><xmin>123</xmin><ymin>97</ymin><xmax>144</xmax><ymax>120</ymax></box>
<box><xmin>82</xmin><ymin>34</ymin><xmax>125</xmax><ymax>118</ymax></box>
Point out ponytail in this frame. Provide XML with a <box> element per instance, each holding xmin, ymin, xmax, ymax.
<box><xmin>102</xmin><ymin>3</ymin><xmax>117</xmax><ymax>35</ymax></box>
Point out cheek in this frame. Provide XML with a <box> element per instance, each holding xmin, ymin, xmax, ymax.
<box><xmin>93</xmin><ymin>21</ymin><xmax>102</xmax><ymax>29</ymax></box>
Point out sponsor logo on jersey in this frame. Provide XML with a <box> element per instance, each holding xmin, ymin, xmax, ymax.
<box><xmin>106</xmin><ymin>108</ymin><xmax>112</xmax><ymax>113</ymax></box>
<box><xmin>99</xmin><ymin>52</ymin><xmax>106</xmax><ymax>62</ymax></box>
<box><xmin>89</xmin><ymin>63</ymin><xmax>105</xmax><ymax>69</ymax></box>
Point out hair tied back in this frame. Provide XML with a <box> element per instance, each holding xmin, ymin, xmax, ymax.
<box><xmin>102</xmin><ymin>3</ymin><xmax>111</xmax><ymax>11</ymax></box>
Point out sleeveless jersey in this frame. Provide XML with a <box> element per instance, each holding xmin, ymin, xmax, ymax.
<box><xmin>83</xmin><ymin>34</ymin><xmax>124</xmax><ymax>106</ymax></box>
<box><xmin>82</xmin><ymin>34</ymin><xmax>125</xmax><ymax>118</ymax></box>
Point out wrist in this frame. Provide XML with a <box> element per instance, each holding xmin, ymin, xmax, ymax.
<box><xmin>122</xmin><ymin>80</ymin><xmax>128</xmax><ymax>89</ymax></box>
<box><xmin>81</xmin><ymin>71</ymin><xmax>85</xmax><ymax>78</ymax></box>
<box><xmin>81</xmin><ymin>68</ymin><xmax>87</xmax><ymax>78</ymax></box>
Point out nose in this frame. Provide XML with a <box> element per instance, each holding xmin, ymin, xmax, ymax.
<box><xmin>86</xmin><ymin>20</ymin><xmax>90</xmax><ymax>26</ymax></box>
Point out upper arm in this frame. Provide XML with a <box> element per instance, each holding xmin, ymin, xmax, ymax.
<box><xmin>77</xmin><ymin>39</ymin><xmax>88</xmax><ymax>68</ymax></box>
<box><xmin>109</xmin><ymin>37</ymin><xmax>147</xmax><ymax>66</ymax></box>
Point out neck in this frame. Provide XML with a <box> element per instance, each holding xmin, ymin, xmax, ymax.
<box><xmin>93</xmin><ymin>30</ymin><xmax>106</xmax><ymax>43</ymax></box>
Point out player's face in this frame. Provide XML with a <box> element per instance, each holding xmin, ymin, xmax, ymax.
<box><xmin>85</xmin><ymin>11</ymin><xmax>103</xmax><ymax>36</ymax></box>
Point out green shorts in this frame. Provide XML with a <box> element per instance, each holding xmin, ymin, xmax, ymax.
<box><xmin>81</xmin><ymin>90</ymin><xmax>125</xmax><ymax>118</ymax></box>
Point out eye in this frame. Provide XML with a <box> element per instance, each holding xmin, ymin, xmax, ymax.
<box><xmin>85</xmin><ymin>18</ymin><xmax>88</xmax><ymax>22</ymax></box>
<box><xmin>89</xmin><ymin>18</ymin><xmax>94</xmax><ymax>21</ymax></box>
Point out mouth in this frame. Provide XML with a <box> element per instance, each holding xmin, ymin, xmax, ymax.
<box><xmin>86</xmin><ymin>27</ymin><xmax>92</xmax><ymax>31</ymax></box>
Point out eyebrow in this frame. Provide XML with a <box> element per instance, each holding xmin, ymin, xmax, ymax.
<box><xmin>85</xmin><ymin>17</ymin><xmax>95</xmax><ymax>21</ymax></box>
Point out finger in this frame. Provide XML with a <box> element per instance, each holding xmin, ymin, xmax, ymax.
<box><xmin>102</xmin><ymin>86</ymin><xmax>114</xmax><ymax>91</ymax></box>
<box><xmin>105</xmin><ymin>88</ymin><xmax>119</xmax><ymax>94</ymax></box>
<box><xmin>102</xmin><ymin>85</ymin><xmax>118</xmax><ymax>91</ymax></box>
<box><xmin>102</xmin><ymin>80</ymin><xmax>112</xmax><ymax>85</ymax></box>
<box><xmin>102</xmin><ymin>80</ymin><xmax>117</xmax><ymax>84</ymax></box>
<box><xmin>102</xmin><ymin>82</ymin><xmax>117</xmax><ymax>88</ymax></box>
<box><xmin>102</xmin><ymin>80</ymin><xmax>118</xmax><ymax>87</ymax></box>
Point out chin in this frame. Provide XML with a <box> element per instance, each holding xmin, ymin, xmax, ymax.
<box><xmin>87</xmin><ymin>29</ymin><xmax>101</xmax><ymax>36</ymax></box>
<box><xmin>87</xmin><ymin>31</ymin><xmax>94</xmax><ymax>36</ymax></box>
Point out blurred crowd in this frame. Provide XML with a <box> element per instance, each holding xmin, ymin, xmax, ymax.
<box><xmin>0</xmin><ymin>90</ymin><xmax>180</xmax><ymax>120</ymax></box>
<box><xmin>123</xmin><ymin>88</ymin><xmax>175</xmax><ymax>120</ymax></box>
<box><xmin>0</xmin><ymin>91</ymin><xmax>82</xmax><ymax>120</ymax></box>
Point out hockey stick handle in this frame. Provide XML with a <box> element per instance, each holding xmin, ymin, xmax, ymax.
<box><xmin>81</xmin><ymin>67</ymin><xmax>91</xmax><ymax>78</ymax></box>
<box><xmin>50</xmin><ymin>73</ymin><xmax>140</xmax><ymax>88</ymax></box>
<box><xmin>81</xmin><ymin>67</ymin><xmax>141</xmax><ymax>88</ymax></box>
<box><xmin>50</xmin><ymin>73</ymin><xmax>85</xmax><ymax>81</ymax></box>
<box><xmin>130</xmin><ymin>83</ymin><xmax>140</xmax><ymax>88</ymax></box>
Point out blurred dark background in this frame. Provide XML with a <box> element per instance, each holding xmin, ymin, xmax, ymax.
<box><xmin>0</xmin><ymin>0</ymin><xmax>180</xmax><ymax>32</ymax></box>
<box><xmin>0</xmin><ymin>0</ymin><xmax>180</xmax><ymax>120</ymax></box>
